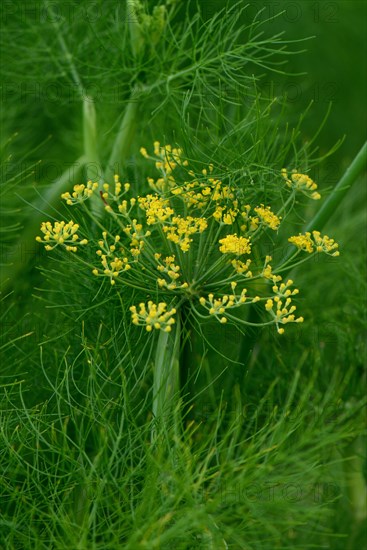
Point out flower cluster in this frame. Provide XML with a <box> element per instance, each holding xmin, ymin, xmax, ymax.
<box><xmin>163</xmin><ymin>215</ymin><xmax>208</xmax><ymax>252</ymax></box>
<box><xmin>141</xmin><ymin>141</ymin><xmax>188</xmax><ymax>173</ymax></box>
<box><xmin>101</xmin><ymin>175</ymin><xmax>131</xmax><ymax>201</ymax></box>
<box><xmin>199</xmin><ymin>282</ymin><xmax>260</xmax><ymax>324</ymax></box>
<box><xmin>61</xmin><ymin>180</ymin><xmax>99</xmax><ymax>205</ymax></box>
<box><xmin>254</xmin><ymin>205</ymin><xmax>281</xmax><ymax>231</ymax></box>
<box><xmin>240</xmin><ymin>204</ymin><xmax>281</xmax><ymax>233</ymax></box>
<box><xmin>288</xmin><ymin>231</ymin><xmax>340</xmax><ymax>256</ymax></box>
<box><xmin>155</xmin><ymin>254</ymin><xmax>189</xmax><ymax>290</ymax></box>
<box><xmin>138</xmin><ymin>194</ymin><xmax>174</xmax><ymax>224</ymax></box>
<box><xmin>140</xmin><ymin>141</ymin><xmax>188</xmax><ymax>192</ymax></box>
<box><xmin>281</xmin><ymin>168</ymin><xmax>321</xmax><ymax>200</ymax></box>
<box><xmin>37</xmin><ymin>141</ymin><xmax>339</xmax><ymax>336</ymax></box>
<box><xmin>262</xmin><ymin>255</ymin><xmax>282</xmax><ymax>282</ymax></box>
<box><xmin>213</xmin><ymin>203</ymin><xmax>239</xmax><ymax>225</ymax></box>
<box><xmin>172</xmin><ymin>175</ymin><xmax>235</xmax><ymax>214</ymax></box>
<box><xmin>36</xmin><ymin>220</ymin><xmax>88</xmax><ymax>252</ymax></box>
<box><xmin>231</xmin><ymin>258</ymin><xmax>252</xmax><ymax>276</ymax></box>
<box><xmin>265</xmin><ymin>279</ymin><xmax>303</xmax><ymax>334</ymax></box>
<box><xmin>219</xmin><ymin>234</ymin><xmax>251</xmax><ymax>256</ymax></box>
<box><xmin>92</xmin><ymin>232</ymin><xmax>132</xmax><ymax>285</ymax></box>
<box><xmin>130</xmin><ymin>301</ymin><xmax>176</xmax><ymax>332</ymax></box>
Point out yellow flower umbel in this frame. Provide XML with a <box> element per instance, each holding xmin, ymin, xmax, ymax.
<box><xmin>281</xmin><ymin>168</ymin><xmax>321</xmax><ymax>200</ymax></box>
<box><xmin>37</xmin><ymin>141</ymin><xmax>340</xmax><ymax>337</ymax></box>
<box><xmin>213</xmin><ymin>204</ymin><xmax>239</xmax><ymax>225</ymax></box>
<box><xmin>140</xmin><ymin>141</ymin><xmax>188</xmax><ymax>193</ymax></box>
<box><xmin>171</xmin><ymin>174</ymin><xmax>234</xmax><ymax>213</ymax></box>
<box><xmin>219</xmin><ymin>234</ymin><xmax>251</xmax><ymax>256</ymax></box>
<box><xmin>231</xmin><ymin>258</ymin><xmax>252</xmax><ymax>276</ymax></box>
<box><xmin>288</xmin><ymin>233</ymin><xmax>314</xmax><ymax>253</ymax></box>
<box><xmin>288</xmin><ymin>231</ymin><xmax>339</xmax><ymax>256</ymax></box>
<box><xmin>163</xmin><ymin>215</ymin><xmax>208</xmax><ymax>252</ymax></box>
<box><xmin>61</xmin><ymin>180</ymin><xmax>99</xmax><ymax>205</ymax></box>
<box><xmin>265</xmin><ymin>279</ymin><xmax>303</xmax><ymax>334</ymax></box>
<box><xmin>311</xmin><ymin>231</ymin><xmax>340</xmax><ymax>256</ymax></box>
<box><xmin>36</xmin><ymin>220</ymin><xmax>88</xmax><ymax>252</ymax></box>
<box><xmin>101</xmin><ymin>175</ymin><xmax>130</xmax><ymax>202</ymax></box>
<box><xmin>138</xmin><ymin>194</ymin><xmax>174</xmax><ymax>224</ymax></box>
<box><xmin>262</xmin><ymin>255</ymin><xmax>282</xmax><ymax>282</ymax></box>
<box><xmin>254</xmin><ymin>205</ymin><xmax>281</xmax><ymax>231</ymax></box>
<box><xmin>123</xmin><ymin>220</ymin><xmax>151</xmax><ymax>257</ymax></box>
<box><xmin>92</xmin><ymin>232</ymin><xmax>132</xmax><ymax>285</ymax></box>
<box><xmin>130</xmin><ymin>301</ymin><xmax>177</xmax><ymax>332</ymax></box>
<box><xmin>198</xmin><ymin>282</ymin><xmax>260</xmax><ymax>324</ymax></box>
<box><xmin>156</xmin><ymin>254</ymin><xmax>189</xmax><ymax>290</ymax></box>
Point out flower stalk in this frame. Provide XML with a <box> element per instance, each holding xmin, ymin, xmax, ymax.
<box><xmin>344</xmin><ymin>434</ymin><xmax>367</xmax><ymax>524</ymax></box>
<box><xmin>83</xmin><ymin>96</ymin><xmax>104</xmax><ymax>220</ymax></box>
<box><xmin>104</xmin><ymin>91</ymin><xmax>139</xmax><ymax>185</ymax></box>
<box><xmin>151</xmin><ymin>311</ymin><xmax>181</xmax><ymax>443</ymax></box>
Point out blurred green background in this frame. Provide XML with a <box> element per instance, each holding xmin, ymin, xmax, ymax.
<box><xmin>2</xmin><ymin>0</ymin><xmax>366</xmax><ymax>179</ymax></box>
<box><xmin>197</xmin><ymin>0</ymin><xmax>367</xmax><ymax>175</ymax></box>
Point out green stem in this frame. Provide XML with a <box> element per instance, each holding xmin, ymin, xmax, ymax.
<box><xmin>104</xmin><ymin>91</ymin><xmax>140</xmax><ymax>185</ymax></box>
<box><xmin>45</xmin><ymin>1</ymin><xmax>84</xmax><ymax>97</ymax></box>
<box><xmin>305</xmin><ymin>142</ymin><xmax>367</xmax><ymax>232</ymax></box>
<box><xmin>0</xmin><ymin>156</ymin><xmax>86</xmax><ymax>293</ymax></box>
<box><xmin>83</xmin><ymin>97</ymin><xmax>100</xmax><ymax>180</ymax></box>
<box><xmin>127</xmin><ymin>0</ymin><xmax>145</xmax><ymax>58</ymax></box>
<box><xmin>344</xmin><ymin>435</ymin><xmax>367</xmax><ymax>524</ymax></box>
<box><xmin>151</xmin><ymin>313</ymin><xmax>181</xmax><ymax>444</ymax></box>
<box><xmin>83</xmin><ymin>96</ymin><xmax>105</xmax><ymax>220</ymax></box>
<box><xmin>179</xmin><ymin>303</ymin><xmax>194</xmax><ymax>426</ymax></box>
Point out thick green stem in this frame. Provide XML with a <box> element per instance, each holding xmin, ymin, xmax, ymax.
<box><xmin>83</xmin><ymin>97</ymin><xmax>101</xmax><ymax>182</ymax></box>
<box><xmin>0</xmin><ymin>157</ymin><xmax>86</xmax><ymax>293</ymax></box>
<box><xmin>344</xmin><ymin>435</ymin><xmax>367</xmax><ymax>523</ymax></box>
<box><xmin>304</xmin><ymin>142</ymin><xmax>367</xmax><ymax>232</ymax></box>
<box><xmin>82</xmin><ymin>87</ymin><xmax>140</xmax><ymax>221</ymax></box>
<box><xmin>105</xmin><ymin>93</ymin><xmax>139</xmax><ymax>184</ymax></box>
<box><xmin>127</xmin><ymin>0</ymin><xmax>145</xmax><ymax>58</ymax></box>
<box><xmin>83</xmin><ymin>96</ymin><xmax>105</xmax><ymax>219</ymax></box>
<box><xmin>152</xmin><ymin>314</ymin><xmax>181</xmax><ymax>443</ymax></box>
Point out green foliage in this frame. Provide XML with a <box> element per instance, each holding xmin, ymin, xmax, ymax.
<box><xmin>0</xmin><ymin>1</ymin><xmax>366</xmax><ymax>548</ymax></box>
